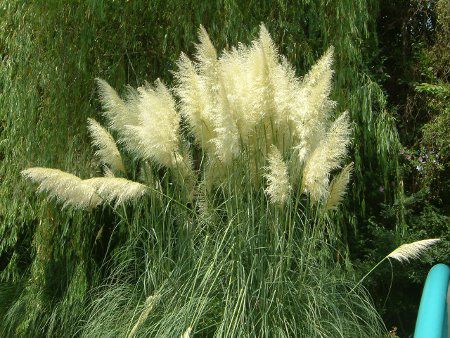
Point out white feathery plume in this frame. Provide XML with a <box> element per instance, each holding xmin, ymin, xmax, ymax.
<box><xmin>195</xmin><ymin>26</ymin><xmax>241</xmax><ymax>164</ymax></box>
<box><xmin>124</xmin><ymin>79</ymin><xmax>182</xmax><ymax>168</ymax></box>
<box><xmin>298</xmin><ymin>47</ymin><xmax>335</xmax><ymax>125</ymax></box>
<box><xmin>264</xmin><ymin>146</ymin><xmax>291</xmax><ymax>206</ymax></box>
<box><xmin>87</xmin><ymin>118</ymin><xmax>125</xmax><ymax>174</ymax></box>
<box><xmin>207</xmin><ymin>25</ymin><xmax>280</xmax><ymax>162</ymax></box>
<box><xmin>219</xmin><ymin>45</ymin><xmax>262</xmax><ymax>143</ymax></box>
<box><xmin>84</xmin><ymin>177</ymin><xmax>148</xmax><ymax>208</ymax></box>
<box><xmin>175</xmin><ymin>53</ymin><xmax>216</xmax><ymax>152</ymax></box>
<box><xmin>387</xmin><ymin>239</ymin><xmax>441</xmax><ymax>263</ymax></box>
<box><xmin>127</xmin><ymin>295</ymin><xmax>159</xmax><ymax>338</ymax></box>
<box><xmin>175</xmin><ymin>24</ymin><xmax>334</xmax><ymax>166</ymax></box>
<box><xmin>302</xmin><ymin>111</ymin><xmax>351</xmax><ymax>202</ymax></box>
<box><xmin>300</xmin><ymin>47</ymin><xmax>334</xmax><ymax>110</ymax></box>
<box><xmin>258</xmin><ymin>24</ymin><xmax>278</xmax><ymax>71</ymax></box>
<box><xmin>292</xmin><ymin>48</ymin><xmax>336</xmax><ymax>162</ymax></box>
<box><xmin>195</xmin><ymin>25</ymin><xmax>218</xmax><ymax>75</ymax></box>
<box><xmin>272</xmin><ymin>57</ymin><xmax>300</xmax><ymax>139</ymax></box>
<box><xmin>257</xmin><ymin>24</ymin><xmax>277</xmax><ymax>114</ymax></box>
<box><xmin>250</xmin><ymin>25</ymin><xmax>299</xmax><ymax>150</ymax></box>
<box><xmin>250</xmin><ymin>25</ymin><xmax>278</xmax><ymax>149</ymax></box>
<box><xmin>351</xmin><ymin>238</ymin><xmax>441</xmax><ymax>293</ymax></box>
<box><xmin>96</xmin><ymin>78</ymin><xmax>140</xmax><ymax>133</ymax></box>
<box><xmin>21</xmin><ymin>167</ymin><xmax>101</xmax><ymax>209</ymax></box>
<box><xmin>212</xmin><ymin>109</ymin><xmax>241</xmax><ymax>164</ymax></box>
<box><xmin>181</xmin><ymin>327</ymin><xmax>192</xmax><ymax>338</ymax></box>
<box><xmin>325</xmin><ymin>162</ymin><xmax>353</xmax><ymax>211</ymax></box>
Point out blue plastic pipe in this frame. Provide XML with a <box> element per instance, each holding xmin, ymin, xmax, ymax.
<box><xmin>414</xmin><ymin>264</ymin><xmax>450</xmax><ymax>338</ymax></box>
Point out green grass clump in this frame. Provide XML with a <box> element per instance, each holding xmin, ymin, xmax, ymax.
<box><xmin>80</xmin><ymin>188</ymin><xmax>384</xmax><ymax>337</ymax></box>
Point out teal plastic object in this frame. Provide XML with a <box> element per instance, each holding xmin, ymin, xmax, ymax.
<box><xmin>414</xmin><ymin>264</ymin><xmax>450</xmax><ymax>338</ymax></box>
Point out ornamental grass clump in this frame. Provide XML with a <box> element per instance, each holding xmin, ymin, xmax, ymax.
<box><xmin>22</xmin><ymin>25</ymin><xmax>388</xmax><ymax>337</ymax></box>
<box><xmin>23</xmin><ymin>25</ymin><xmax>353</xmax><ymax>209</ymax></box>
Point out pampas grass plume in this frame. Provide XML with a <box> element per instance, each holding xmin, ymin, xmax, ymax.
<box><xmin>387</xmin><ymin>238</ymin><xmax>441</xmax><ymax>263</ymax></box>
<box><xmin>87</xmin><ymin>118</ymin><xmax>125</xmax><ymax>174</ymax></box>
<box><xmin>351</xmin><ymin>238</ymin><xmax>441</xmax><ymax>293</ymax></box>
<box><xmin>21</xmin><ymin>167</ymin><xmax>101</xmax><ymax>209</ymax></box>
<box><xmin>22</xmin><ymin>168</ymin><xmax>147</xmax><ymax>209</ymax></box>
<box><xmin>127</xmin><ymin>295</ymin><xmax>159</xmax><ymax>338</ymax></box>
<box><xmin>181</xmin><ymin>327</ymin><xmax>192</xmax><ymax>338</ymax></box>
<box><xmin>265</xmin><ymin>146</ymin><xmax>291</xmax><ymax>206</ymax></box>
<box><xmin>175</xmin><ymin>53</ymin><xmax>215</xmax><ymax>151</ymax></box>
<box><xmin>124</xmin><ymin>79</ymin><xmax>182</xmax><ymax>168</ymax></box>
<box><xmin>96</xmin><ymin>78</ymin><xmax>139</xmax><ymax>132</ymax></box>
<box><xmin>292</xmin><ymin>47</ymin><xmax>335</xmax><ymax>162</ymax></box>
<box><xmin>325</xmin><ymin>162</ymin><xmax>353</xmax><ymax>211</ymax></box>
<box><xmin>196</xmin><ymin>25</ymin><xmax>218</xmax><ymax>72</ymax></box>
<box><xmin>302</xmin><ymin>111</ymin><xmax>351</xmax><ymax>202</ymax></box>
<box><xmin>85</xmin><ymin>177</ymin><xmax>148</xmax><ymax>208</ymax></box>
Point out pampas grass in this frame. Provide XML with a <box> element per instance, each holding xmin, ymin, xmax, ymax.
<box><xmin>351</xmin><ymin>238</ymin><xmax>441</xmax><ymax>292</ymax></box>
<box><xmin>127</xmin><ymin>295</ymin><xmax>159</xmax><ymax>338</ymax></box>
<box><xmin>325</xmin><ymin>162</ymin><xmax>354</xmax><ymax>211</ymax></box>
<box><xmin>173</xmin><ymin>24</ymin><xmax>352</xmax><ymax>197</ymax></box>
<box><xmin>387</xmin><ymin>239</ymin><xmax>441</xmax><ymax>263</ymax></box>
<box><xmin>96</xmin><ymin>78</ymin><xmax>140</xmax><ymax>133</ymax></box>
<box><xmin>264</xmin><ymin>145</ymin><xmax>291</xmax><ymax>206</ymax></box>
<box><xmin>292</xmin><ymin>47</ymin><xmax>335</xmax><ymax>163</ymax></box>
<box><xmin>22</xmin><ymin>169</ymin><xmax>147</xmax><ymax>209</ymax></box>
<box><xmin>181</xmin><ymin>327</ymin><xmax>192</xmax><ymax>338</ymax></box>
<box><xmin>85</xmin><ymin>177</ymin><xmax>148</xmax><ymax>208</ymax></box>
<box><xmin>175</xmin><ymin>53</ymin><xmax>216</xmax><ymax>153</ymax></box>
<box><xmin>302</xmin><ymin>111</ymin><xmax>351</xmax><ymax>202</ymax></box>
<box><xmin>20</xmin><ymin>24</ymin><xmax>388</xmax><ymax>337</ymax></box>
<box><xmin>87</xmin><ymin>118</ymin><xmax>125</xmax><ymax>174</ymax></box>
<box><xmin>21</xmin><ymin>168</ymin><xmax>101</xmax><ymax>209</ymax></box>
<box><xmin>124</xmin><ymin>80</ymin><xmax>183</xmax><ymax>168</ymax></box>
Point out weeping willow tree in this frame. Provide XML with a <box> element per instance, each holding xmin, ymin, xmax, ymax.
<box><xmin>0</xmin><ymin>1</ymin><xmax>402</xmax><ymax>336</ymax></box>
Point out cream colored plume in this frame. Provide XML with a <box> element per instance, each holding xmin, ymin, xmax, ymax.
<box><xmin>298</xmin><ymin>47</ymin><xmax>335</xmax><ymax>125</ymax></box>
<box><xmin>195</xmin><ymin>26</ymin><xmax>241</xmax><ymax>163</ymax></box>
<box><xmin>175</xmin><ymin>24</ymin><xmax>338</xmax><ymax>166</ymax></box>
<box><xmin>258</xmin><ymin>24</ymin><xmax>280</xmax><ymax>116</ymax></box>
<box><xmin>387</xmin><ymin>239</ymin><xmax>441</xmax><ymax>263</ymax></box>
<box><xmin>292</xmin><ymin>48</ymin><xmax>336</xmax><ymax>162</ymax></box>
<box><xmin>87</xmin><ymin>118</ymin><xmax>125</xmax><ymax>174</ymax></box>
<box><xmin>196</xmin><ymin>25</ymin><xmax>218</xmax><ymax>75</ymax></box>
<box><xmin>85</xmin><ymin>177</ymin><xmax>147</xmax><ymax>208</ymax></box>
<box><xmin>96</xmin><ymin>78</ymin><xmax>139</xmax><ymax>133</ymax></box>
<box><xmin>249</xmin><ymin>25</ymin><xmax>300</xmax><ymax>151</ymax></box>
<box><xmin>175</xmin><ymin>53</ymin><xmax>216</xmax><ymax>152</ymax></box>
<box><xmin>212</xmin><ymin>110</ymin><xmax>241</xmax><ymax>164</ymax></box>
<box><xmin>181</xmin><ymin>327</ymin><xmax>192</xmax><ymax>338</ymax></box>
<box><xmin>302</xmin><ymin>111</ymin><xmax>351</xmax><ymax>202</ymax></box>
<box><xmin>271</xmin><ymin>57</ymin><xmax>300</xmax><ymax>147</ymax></box>
<box><xmin>264</xmin><ymin>146</ymin><xmax>291</xmax><ymax>206</ymax></box>
<box><xmin>350</xmin><ymin>238</ymin><xmax>441</xmax><ymax>293</ymax></box>
<box><xmin>123</xmin><ymin>79</ymin><xmax>182</xmax><ymax>168</ymax></box>
<box><xmin>21</xmin><ymin>167</ymin><xmax>101</xmax><ymax>209</ymax></box>
<box><xmin>324</xmin><ymin>162</ymin><xmax>353</xmax><ymax>211</ymax></box>
<box><xmin>259</xmin><ymin>24</ymin><xmax>278</xmax><ymax>71</ymax></box>
<box><xmin>218</xmin><ymin>46</ymin><xmax>262</xmax><ymax>147</ymax></box>
<box><xmin>127</xmin><ymin>295</ymin><xmax>159</xmax><ymax>338</ymax></box>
